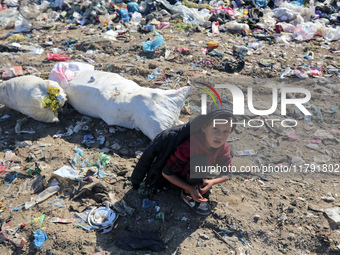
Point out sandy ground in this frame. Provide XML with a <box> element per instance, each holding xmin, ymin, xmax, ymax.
<box><xmin>0</xmin><ymin>18</ymin><xmax>340</xmax><ymax>255</ymax></box>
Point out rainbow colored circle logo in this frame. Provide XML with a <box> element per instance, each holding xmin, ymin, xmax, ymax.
<box><xmin>197</xmin><ymin>83</ymin><xmax>222</xmax><ymax>106</ymax></box>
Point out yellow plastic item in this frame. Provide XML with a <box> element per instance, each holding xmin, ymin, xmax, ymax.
<box><xmin>183</xmin><ymin>0</ymin><xmax>212</xmax><ymax>10</ymax></box>
<box><xmin>42</xmin><ymin>87</ymin><xmax>61</xmax><ymax>115</ymax></box>
<box><xmin>183</xmin><ymin>0</ymin><xmax>198</xmax><ymax>8</ymax></box>
<box><xmin>207</xmin><ymin>41</ymin><xmax>219</xmax><ymax>50</ymax></box>
<box><xmin>224</xmin><ymin>0</ymin><xmax>231</xmax><ymax>6</ymax></box>
<box><xmin>7</xmin><ymin>34</ymin><xmax>24</xmax><ymax>42</ymax></box>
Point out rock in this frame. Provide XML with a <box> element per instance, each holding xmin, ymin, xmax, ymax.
<box><xmin>213</xmin><ymin>209</ymin><xmax>226</xmax><ymax>220</ymax></box>
<box><xmin>111</xmin><ymin>143</ymin><xmax>121</xmax><ymax>150</ymax></box>
<box><xmin>119</xmin><ymin>148</ymin><xmax>129</xmax><ymax>156</ymax></box>
<box><xmin>161</xmin><ymin>227</ymin><xmax>182</xmax><ymax>244</ymax></box>
<box><xmin>204</xmin><ymin>217</ymin><xmax>219</xmax><ymax>229</ymax></box>
<box><xmin>199</xmin><ymin>233</ymin><xmax>209</xmax><ymax>240</ymax></box>
<box><xmin>321</xmin><ymin>196</ymin><xmax>335</xmax><ymax>202</ymax></box>
<box><xmin>117</xmin><ymin>170</ymin><xmax>128</xmax><ymax>176</ymax></box>
<box><xmin>254</xmin><ymin>215</ymin><xmax>260</xmax><ymax>223</ymax></box>
<box><xmin>290</xmin><ymin>200</ymin><xmax>297</xmax><ymax>206</ymax></box>
<box><xmin>288</xmin><ymin>206</ymin><xmax>295</xmax><ymax>213</ymax></box>
<box><xmin>324</xmin><ymin>207</ymin><xmax>340</xmax><ymax>225</ymax></box>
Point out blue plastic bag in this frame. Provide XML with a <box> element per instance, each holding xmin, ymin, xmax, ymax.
<box><xmin>118</xmin><ymin>8</ymin><xmax>130</xmax><ymax>23</ymax></box>
<box><xmin>253</xmin><ymin>0</ymin><xmax>269</xmax><ymax>8</ymax></box>
<box><xmin>142</xmin><ymin>33</ymin><xmax>165</xmax><ymax>53</ymax></box>
<box><xmin>142</xmin><ymin>199</ymin><xmax>156</xmax><ymax>209</ymax></box>
<box><xmin>33</xmin><ymin>230</ymin><xmax>48</xmax><ymax>249</ymax></box>
<box><xmin>127</xmin><ymin>2</ymin><xmax>139</xmax><ymax>13</ymax></box>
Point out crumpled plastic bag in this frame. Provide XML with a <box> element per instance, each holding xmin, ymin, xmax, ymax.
<box><xmin>33</xmin><ymin>230</ymin><xmax>48</xmax><ymax>249</ymax></box>
<box><xmin>142</xmin><ymin>32</ymin><xmax>165</xmax><ymax>53</ymax></box>
<box><xmin>320</xmin><ymin>26</ymin><xmax>340</xmax><ymax>41</ymax></box>
<box><xmin>293</xmin><ymin>24</ymin><xmax>316</xmax><ymax>41</ymax></box>
<box><xmin>156</xmin><ymin>0</ymin><xmax>210</xmax><ymax>24</ymax></box>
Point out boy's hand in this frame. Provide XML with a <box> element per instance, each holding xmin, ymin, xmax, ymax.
<box><xmin>187</xmin><ymin>187</ymin><xmax>208</xmax><ymax>203</ymax></box>
<box><xmin>200</xmin><ymin>180</ymin><xmax>214</xmax><ymax>195</ymax></box>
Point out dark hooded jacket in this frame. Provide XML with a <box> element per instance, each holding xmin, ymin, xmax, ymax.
<box><xmin>131</xmin><ymin>100</ymin><xmax>236</xmax><ymax>190</ymax></box>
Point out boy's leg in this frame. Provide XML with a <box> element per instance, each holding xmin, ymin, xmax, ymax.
<box><xmin>180</xmin><ymin>156</ymin><xmax>211</xmax><ymax>215</ymax></box>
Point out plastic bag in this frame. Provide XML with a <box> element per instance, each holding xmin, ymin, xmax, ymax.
<box><xmin>14</xmin><ymin>16</ymin><xmax>32</xmax><ymax>33</ymax></box>
<box><xmin>53</xmin><ymin>165</ymin><xmax>83</xmax><ymax>180</ymax></box>
<box><xmin>127</xmin><ymin>2</ymin><xmax>139</xmax><ymax>13</ymax></box>
<box><xmin>19</xmin><ymin>1</ymin><xmax>50</xmax><ymax>21</ymax></box>
<box><xmin>102</xmin><ymin>30</ymin><xmax>119</xmax><ymax>41</ymax></box>
<box><xmin>65</xmin><ymin>70</ymin><xmax>191</xmax><ymax>139</ymax></box>
<box><xmin>260</xmin><ymin>12</ymin><xmax>276</xmax><ymax>27</ymax></box>
<box><xmin>49</xmin><ymin>0</ymin><xmax>64</xmax><ymax>9</ymax></box>
<box><xmin>320</xmin><ymin>27</ymin><xmax>340</xmax><ymax>41</ymax></box>
<box><xmin>273</xmin><ymin>8</ymin><xmax>296</xmax><ymax>21</ymax></box>
<box><xmin>130</xmin><ymin>12</ymin><xmax>142</xmax><ymax>26</ymax></box>
<box><xmin>156</xmin><ymin>0</ymin><xmax>210</xmax><ymax>24</ymax></box>
<box><xmin>33</xmin><ymin>230</ymin><xmax>48</xmax><ymax>249</ymax></box>
<box><xmin>49</xmin><ymin>62</ymin><xmax>94</xmax><ymax>89</ymax></box>
<box><xmin>118</xmin><ymin>8</ymin><xmax>130</xmax><ymax>23</ymax></box>
<box><xmin>0</xmin><ymin>76</ymin><xmax>66</xmax><ymax>122</ymax></box>
<box><xmin>223</xmin><ymin>21</ymin><xmax>249</xmax><ymax>31</ymax></box>
<box><xmin>293</xmin><ymin>24</ymin><xmax>316</xmax><ymax>41</ymax></box>
<box><xmin>142</xmin><ymin>32</ymin><xmax>165</xmax><ymax>53</ymax></box>
<box><xmin>0</xmin><ymin>8</ymin><xmax>19</xmax><ymax>28</ymax></box>
<box><xmin>276</xmin><ymin>22</ymin><xmax>296</xmax><ymax>33</ymax></box>
<box><xmin>280</xmin><ymin>2</ymin><xmax>315</xmax><ymax>22</ymax></box>
<box><xmin>253</xmin><ymin>0</ymin><xmax>269</xmax><ymax>8</ymax></box>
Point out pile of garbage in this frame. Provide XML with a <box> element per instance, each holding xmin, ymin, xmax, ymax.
<box><xmin>0</xmin><ymin>0</ymin><xmax>340</xmax><ymax>254</ymax></box>
<box><xmin>0</xmin><ymin>0</ymin><xmax>339</xmax><ymax>79</ymax></box>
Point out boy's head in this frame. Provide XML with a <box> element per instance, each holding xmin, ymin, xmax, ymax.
<box><xmin>202</xmin><ymin>115</ymin><xmax>232</xmax><ymax>149</ymax></box>
<box><xmin>191</xmin><ymin>99</ymin><xmax>237</xmax><ymax>135</ymax></box>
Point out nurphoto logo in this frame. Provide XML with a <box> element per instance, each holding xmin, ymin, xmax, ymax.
<box><xmin>200</xmin><ymin>84</ymin><xmax>312</xmax><ymax>128</ymax></box>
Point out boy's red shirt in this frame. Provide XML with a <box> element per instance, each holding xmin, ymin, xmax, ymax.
<box><xmin>163</xmin><ymin>131</ymin><xmax>232</xmax><ymax>180</ymax></box>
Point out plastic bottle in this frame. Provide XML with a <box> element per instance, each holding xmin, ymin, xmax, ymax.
<box><xmin>25</xmin><ymin>186</ymin><xmax>60</xmax><ymax>209</ymax></box>
<box><xmin>280</xmin><ymin>67</ymin><xmax>291</xmax><ymax>79</ymax></box>
<box><xmin>233</xmin><ymin>45</ymin><xmax>248</xmax><ymax>55</ymax></box>
<box><xmin>248</xmin><ymin>42</ymin><xmax>263</xmax><ymax>50</ymax></box>
<box><xmin>212</xmin><ymin>21</ymin><xmax>219</xmax><ymax>34</ymax></box>
<box><xmin>144</xmin><ymin>24</ymin><xmax>155</xmax><ymax>32</ymax></box>
<box><xmin>148</xmin><ymin>67</ymin><xmax>161</xmax><ymax>80</ymax></box>
<box><xmin>35</xmin><ymin>186</ymin><xmax>60</xmax><ymax>203</ymax></box>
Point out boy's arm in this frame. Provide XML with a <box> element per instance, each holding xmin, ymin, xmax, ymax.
<box><xmin>200</xmin><ymin>176</ymin><xmax>230</xmax><ymax>195</ymax></box>
<box><xmin>162</xmin><ymin>172</ymin><xmax>208</xmax><ymax>202</ymax></box>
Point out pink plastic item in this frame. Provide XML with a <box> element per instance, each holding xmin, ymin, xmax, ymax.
<box><xmin>47</xmin><ymin>53</ymin><xmax>69</xmax><ymax>61</ymax></box>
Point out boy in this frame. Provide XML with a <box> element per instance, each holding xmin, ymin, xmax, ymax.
<box><xmin>162</xmin><ymin>113</ymin><xmax>233</xmax><ymax>215</ymax></box>
<box><xmin>131</xmin><ymin>101</ymin><xmax>236</xmax><ymax>215</ymax></box>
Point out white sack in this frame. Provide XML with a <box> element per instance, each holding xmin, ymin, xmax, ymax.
<box><xmin>66</xmin><ymin>71</ymin><xmax>191</xmax><ymax>139</ymax></box>
<box><xmin>0</xmin><ymin>76</ymin><xmax>66</xmax><ymax>122</ymax></box>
